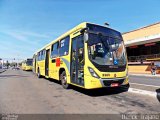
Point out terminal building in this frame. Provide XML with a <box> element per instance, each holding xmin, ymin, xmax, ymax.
<box><xmin>122</xmin><ymin>22</ymin><xmax>160</xmax><ymax>74</ymax></box>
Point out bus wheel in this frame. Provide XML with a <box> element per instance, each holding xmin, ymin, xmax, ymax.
<box><xmin>60</xmin><ymin>71</ymin><xmax>69</xmax><ymax>89</ymax></box>
<box><xmin>37</xmin><ymin>68</ymin><xmax>41</xmax><ymax>78</ymax></box>
<box><xmin>121</xmin><ymin>83</ymin><xmax>130</xmax><ymax>91</ymax></box>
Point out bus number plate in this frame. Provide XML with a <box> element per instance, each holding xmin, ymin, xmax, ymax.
<box><xmin>111</xmin><ymin>83</ymin><xmax>119</xmax><ymax>87</ymax></box>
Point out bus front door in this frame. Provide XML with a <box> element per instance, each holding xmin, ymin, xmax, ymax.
<box><xmin>71</xmin><ymin>35</ymin><xmax>84</xmax><ymax>86</ymax></box>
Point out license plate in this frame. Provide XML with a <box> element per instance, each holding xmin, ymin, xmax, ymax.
<box><xmin>111</xmin><ymin>83</ymin><xmax>119</xmax><ymax>87</ymax></box>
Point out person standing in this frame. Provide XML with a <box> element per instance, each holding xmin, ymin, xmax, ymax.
<box><xmin>151</xmin><ymin>63</ymin><xmax>157</xmax><ymax>75</ymax></box>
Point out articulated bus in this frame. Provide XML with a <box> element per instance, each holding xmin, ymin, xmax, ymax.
<box><xmin>33</xmin><ymin>22</ymin><xmax>129</xmax><ymax>89</ymax></box>
<box><xmin>22</xmin><ymin>58</ymin><xmax>33</xmax><ymax>71</ymax></box>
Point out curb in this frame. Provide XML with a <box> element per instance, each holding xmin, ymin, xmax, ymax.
<box><xmin>128</xmin><ymin>88</ymin><xmax>157</xmax><ymax>98</ymax></box>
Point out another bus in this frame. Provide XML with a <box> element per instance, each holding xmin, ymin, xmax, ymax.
<box><xmin>22</xmin><ymin>58</ymin><xmax>33</xmax><ymax>71</ymax></box>
<box><xmin>33</xmin><ymin>22</ymin><xmax>129</xmax><ymax>89</ymax></box>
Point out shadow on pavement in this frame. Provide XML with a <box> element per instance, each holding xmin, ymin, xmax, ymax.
<box><xmin>70</xmin><ymin>85</ymin><xmax>129</xmax><ymax>97</ymax></box>
<box><xmin>46</xmin><ymin>78</ymin><xmax>61</xmax><ymax>85</ymax></box>
<box><xmin>22</xmin><ymin>70</ymin><xmax>33</xmax><ymax>72</ymax></box>
<box><xmin>156</xmin><ymin>88</ymin><xmax>160</xmax><ymax>102</ymax></box>
<box><xmin>46</xmin><ymin>78</ymin><xmax>129</xmax><ymax>97</ymax></box>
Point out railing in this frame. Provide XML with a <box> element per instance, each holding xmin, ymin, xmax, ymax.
<box><xmin>128</xmin><ymin>53</ymin><xmax>160</xmax><ymax>62</ymax></box>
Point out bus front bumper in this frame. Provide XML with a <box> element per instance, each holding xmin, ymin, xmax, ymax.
<box><xmin>99</xmin><ymin>77</ymin><xmax>129</xmax><ymax>87</ymax></box>
<box><xmin>85</xmin><ymin>76</ymin><xmax>129</xmax><ymax>89</ymax></box>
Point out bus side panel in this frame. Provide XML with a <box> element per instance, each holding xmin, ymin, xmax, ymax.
<box><xmin>49</xmin><ymin>57</ymin><xmax>58</xmax><ymax>80</ymax></box>
<box><xmin>37</xmin><ymin>60</ymin><xmax>45</xmax><ymax>76</ymax></box>
<box><xmin>48</xmin><ymin>56</ymin><xmax>54</xmax><ymax>79</ymax></box>
<box><xmin>59</xmin><ymin>55</ymin><xmax>71</xmax><ymax>83</ymax></box>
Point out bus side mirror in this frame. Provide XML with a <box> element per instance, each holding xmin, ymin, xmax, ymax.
<box><xmin>80</xmin><ymin>28</ymin><xmax>89</xmax><ymax>43</ymax></box>
<box><xmin>84</xmin><ymin>32</ymin><xmax>89</xmax><ymax>43</ymax></box>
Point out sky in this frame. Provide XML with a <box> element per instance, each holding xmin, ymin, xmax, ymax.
<box><xmin>0</xmin><ymin>0</ymin><xmax>160</xmax><ymax>61</ymax></box>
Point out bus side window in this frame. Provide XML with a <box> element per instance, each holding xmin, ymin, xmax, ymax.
<box><xmin>41</xmin><ymin>51</ymin><xmax>43</xmax><ymax>60</ymax></box>
<box><xmin>38</xmin><ymin>52</ymin><xmax>41</xmax><ymax>61</ymax></box>
<box><xmin>51</xmin><ymin>42</ymin><xmax>59</xmax><ymax>58</ymax></box>
<box><xmin>59</xmin><ymin>36</ymin><xmax>70</xmax><ymax>56</ymax></box>
<box><xmin>42</xmin><ymin>49</ymin><xmax>46</xmax><ymax>60</ymax></box>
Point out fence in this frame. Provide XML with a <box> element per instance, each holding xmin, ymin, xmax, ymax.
<box><xmin>128</xmin><ymin>53</ymin><xmax>160</xmax><ymax>62</ymax></box>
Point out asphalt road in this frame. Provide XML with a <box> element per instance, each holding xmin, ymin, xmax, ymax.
<box><xmin>0</xmin><ymin>70</ymin><xmax>159</xmax><ymax>114</ymax></box>
<box><xmin>129</xmin><ymin>75</ymin><xmax>160</xmax><ymax>92</ymax></box>
<box><xmin>0</xmin><ymin>69</ymin><xmax>5</xmax><ymax>73</ymax></box>
<box><xmin>129</xmin><ymin>75</ymin><xmax>160</xmax><ymax>86</ymax></box>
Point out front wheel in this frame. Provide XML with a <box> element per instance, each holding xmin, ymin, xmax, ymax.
<box><xmin>120</xmin><ymin>83</ymin><xmax>130</xmax><ymax>91</ymax></box>
<box><xmin>60</xmin><ymin>71</ymin><xmax>69</xmax><ymax>89</ymax></box>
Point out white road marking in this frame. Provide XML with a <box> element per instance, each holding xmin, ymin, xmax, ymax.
<box><xmin>129</xmin><ymin>74</ymin><xmax>160</xmax><ymax>78</ymax></box>
<box><xmin>128</xmin><ymin>88</ymin><xmax>157</xmax><ymax>98</ymax></box>
<box><xmin>130</xmin><ymin>82</ymin><xmax>160</xmax><ymax>88</ymax></box>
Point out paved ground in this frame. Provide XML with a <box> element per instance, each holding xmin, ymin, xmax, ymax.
<box><xmin>0</xmin><ymin>70</ymin><xmax>159</xmax><ymax>114</ymax></box>
<box><xmin>129</xmin><ymin>75</ymin><xmax>160</xmax><ymax>92</ymax></box>
<box><xmin>0</xmin><ymin>69</ymin><xmax>6</xmax><ymax>73</ymax></box>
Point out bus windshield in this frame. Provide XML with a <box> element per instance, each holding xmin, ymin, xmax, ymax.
<box><xmin>88</xmin><ymin>33</ymin><xmax>126</xmax><ymax>66</ymax></box>
<box><xmin>26</xmin><ymin>60</ymin><xmax>33</xmax><ymax>66</ymax></box>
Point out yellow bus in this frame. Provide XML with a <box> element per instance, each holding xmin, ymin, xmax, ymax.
<box><xmin>22</xmin><ymin>58</ymin><xmax>33</xmax><ymax>71</ymax></box>
<box><xmin>33</xmin><ymin>22</ymin><xmax>129</xmax><ymax>89</ymax></box>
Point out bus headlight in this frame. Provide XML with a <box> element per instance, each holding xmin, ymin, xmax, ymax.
<box><xmin>88</xmin><ymin>67</ymin><xmax>100</xmax><ymax>78</ymax></box>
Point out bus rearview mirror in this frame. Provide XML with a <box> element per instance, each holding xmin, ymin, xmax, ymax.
<box><xmin>84</xmin><ymin>33</ymin><xmax>89</xmax><ymax>43</ymax></box>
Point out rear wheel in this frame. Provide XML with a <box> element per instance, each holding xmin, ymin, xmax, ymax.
<box><xmin>37</xmin><ymin>68</ymin><xmax>41</xmax><ymax>78</ymax></box>
<box><xmin>60</xmin><ymin>71</ymin><xmax>69</xmax><ymax>89</ymax></box>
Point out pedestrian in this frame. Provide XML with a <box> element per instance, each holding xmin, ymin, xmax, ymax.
<box><xmin>151</xmin><ymin>63</ymin><xmax>157</xmax><ymax>75</ymax></box>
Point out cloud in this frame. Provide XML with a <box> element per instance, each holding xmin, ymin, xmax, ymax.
<box><xmin>0</xmin><ymin>30</ymin><xmax>51</xmax><ymax>59</ymax></box>
<box><xmin>0</xmin><ymin>29</ymin><xmax>57</xmax><ymax>59</ymax></box>
<box><xmin>0</xmin><ymin>30</ymin><xmax>52</xmax><ymax>48</ymax></box>
<box><xmin>3</xmin><ymin>31</ymin><xmax>27</xmax><ymax>41</ymax></box>
<box><xmin>19</xmin><ymin>31</ymin><xmax>50</xmax><ymax>38</ymax></box>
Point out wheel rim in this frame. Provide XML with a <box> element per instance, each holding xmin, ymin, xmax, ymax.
<box><xmin>62</xmin><ymin>74</ymin><xmax>67</xmax><ymax>85</ymax></box>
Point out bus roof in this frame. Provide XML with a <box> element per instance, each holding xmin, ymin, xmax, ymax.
<box><xmin>34</xmin><ymin>22</ymin><xmax>87</xmax><ymax>54</ymax></box>
<box><xmin>34</xmin><ymin>22</ymin><xmax>119</xmax><ymax>54</ymax></box>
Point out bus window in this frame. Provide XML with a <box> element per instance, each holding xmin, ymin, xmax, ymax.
<box><xmin>51</xmin><ymin>42</ymin><xmax>59</xmax><ymax>58</ymax></box>
<box><xmin>41</xmin><ymin>51</ymin><xmax>43</xmax><ymax>60</ymax></box>
<box><xmin>41</xmin><ymin>49</ymin><xmax>46</xmax><ymax>60</ymax></box>
<box><xmin>59</xmin><ymin>36</ymin><xmax>70</xmax><ymax>56</ymax></box>
<box><xmin>38</xmin><ymin>52</ymin><xmax>41</xmax><ymax>61</ymax></box>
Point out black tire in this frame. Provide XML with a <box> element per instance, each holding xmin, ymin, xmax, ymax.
<box><xmin>60</xmin><ymin>71</ymin><xmax>69</xmax><ymax>89</ymax></box>
<box><xmin>120</xmin><ymin>83</ymin><xmax>130</xmax><ymax>91</ymax></box>
<box><xmin>37</xmin><ymin>68</ymin><xmax>41</xmax><ymax>78</ymax></box>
